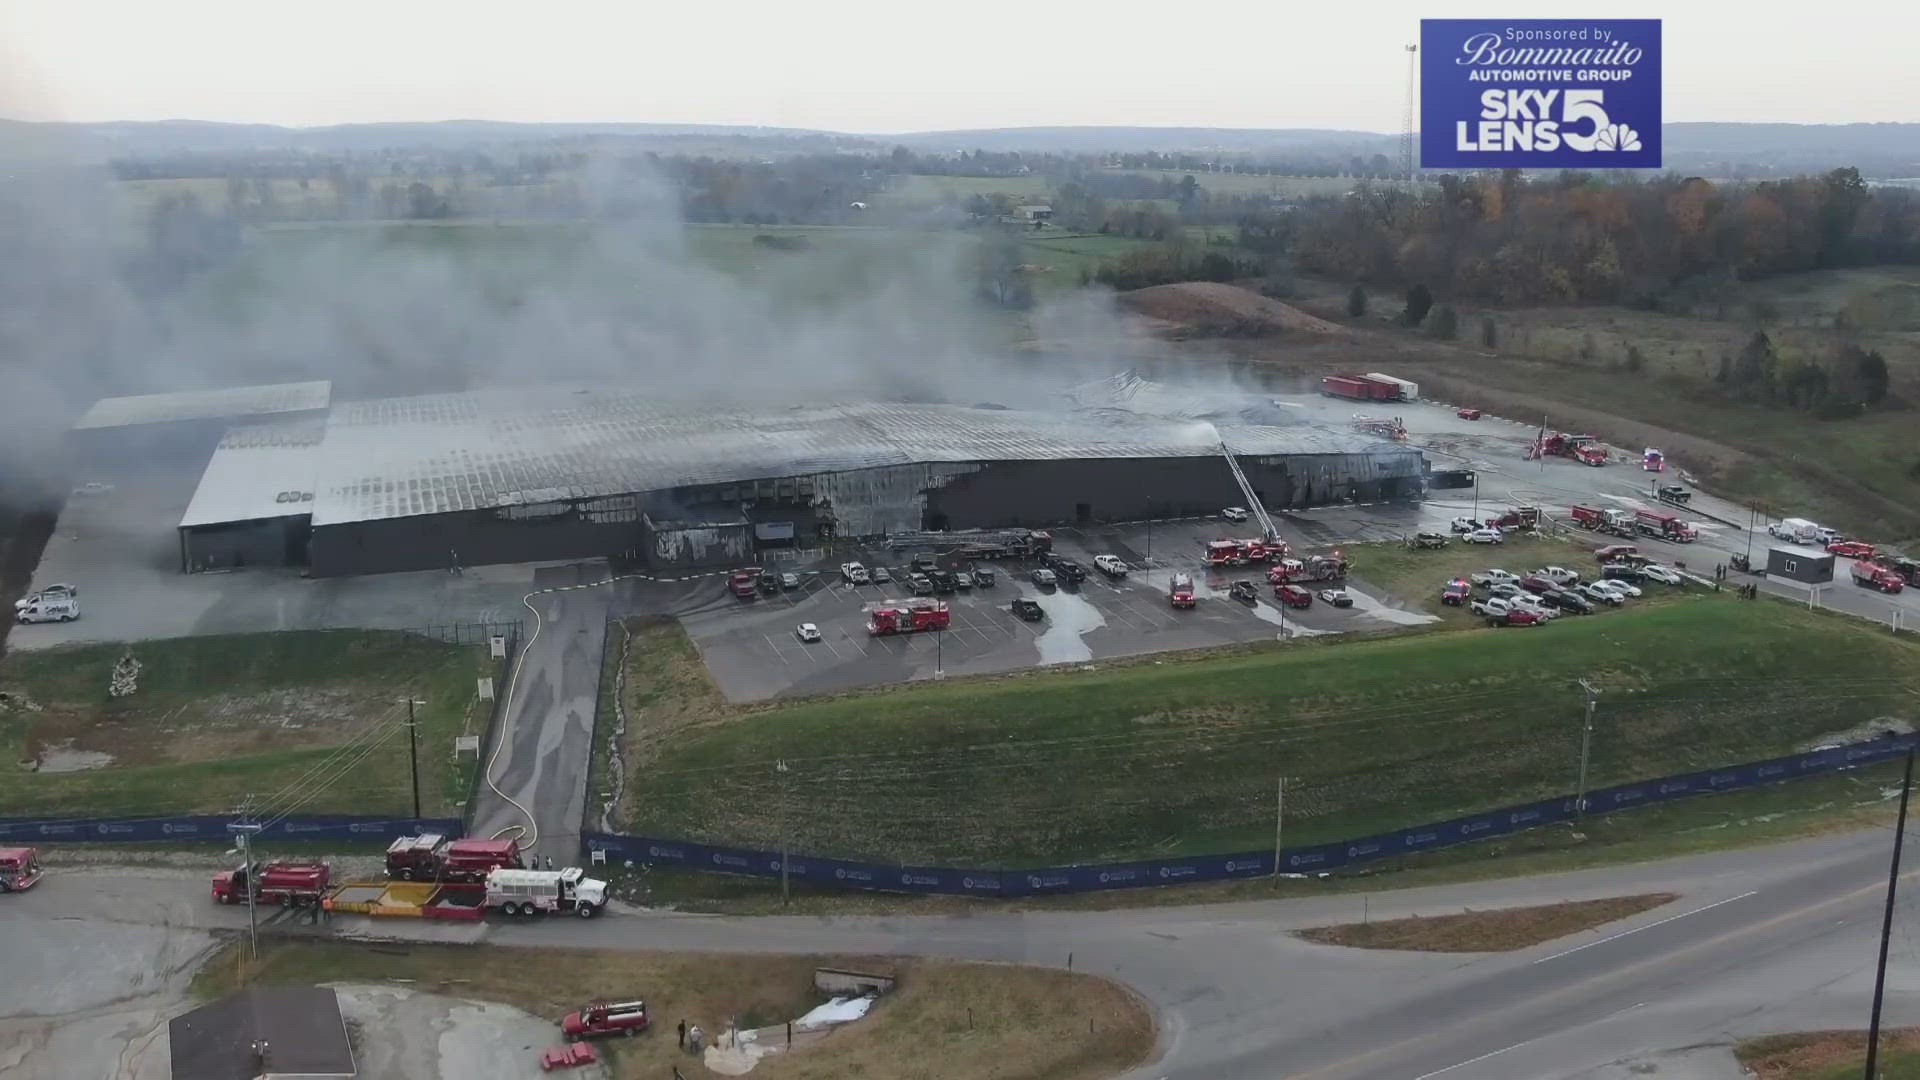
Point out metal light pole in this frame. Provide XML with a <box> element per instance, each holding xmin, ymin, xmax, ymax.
<box><xmin>1270</xmin><ymin>775</ymin><xmax>1287</xmax><ymax>877</ymax></box>
<box><xmin>776</xmin><ymin>759</ymin><xmax>792</xmax><ymax>906</ymax></box>
<box><xmin>402</xmin><ymin>698</ymin><xmax>425</xmax><ymax>820</ymax></box>
<box><xmin>228</xmin><ymin>820</ymin><xmax>263</xmax><ymax>960</ymax></box>
<box><xmin>1145</xmin><ymin>498</ymin><xmax>1154</xmax><ymax>563</ymax></box>
<box><xmin>1745</xmin><ymin>505</ymin><xmax>1756</xmax><ymax>567</ymax></box>
<box><xmin>1574</xmin><ymin>680</ymin><xmax>1599</xmax><ymax>829</ymax></box>
<box><xmin>1864</xmin><ymin>746</ymin><xmax>1915</xmax><ymax>1080</ymax></box>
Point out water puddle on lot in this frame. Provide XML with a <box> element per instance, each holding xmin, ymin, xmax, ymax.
<box><xmin>1028</xmin><ymin>587</ymin><xmax>1104</xmax><ymax>664</ymax></box>
<box><xmin>1344</xmin><ymin>588</ymin><xmax>1442</xmax><ymax>627</ymax></box>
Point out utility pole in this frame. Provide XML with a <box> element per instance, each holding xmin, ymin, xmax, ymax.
<box><xmin>776</xmin><ymin>759</ymin><xmax>792</xmax><ymax>906</ymax></box>
<box><xmin>1401</xmin><ymin>43</ymin><xmax>1418</xmax><ymax>182</ymax></box>
<box><xmin>935</xmin><ymin>627</ymin><xmax>944</xmax><ymax>680</ymax></box>
<box><xmin>1864</xmin><ymin>745</ymin><xmax>1915</xmax><ymax>1080</ymax></box>
<box><xmin>1145</xmin><ymin>498</ymin><xmax>1153</xmax><ymax>563</ymax></box>
<box><xmin>1744</xmin><ymin>504</ymin><xmax>1756</xmax><ymax>567</ymax></box>
<box><xmin>402</xmin><ymin>698</ymin><xmax>425</xmax><ymax>820</ymax></box>
<box><xmin>228</xmin><ymin>815</ymin><xmax>263</xmax><ymax>961</ymax></box>
<box><xmin>1270</xmin><ymin>775</ymin><xmax>1287</xmax><ymax>877</ymax></box>
<box><xmin>1574</xmin><ymin>680</ymin><xmax>1600</xmax><ymax>830</ymax></box>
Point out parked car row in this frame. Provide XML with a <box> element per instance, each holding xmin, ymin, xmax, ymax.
<box><xmin>1455</xmin><ymin>557</ymin><xmax>1684</xmax><ymax>626</ymax></box>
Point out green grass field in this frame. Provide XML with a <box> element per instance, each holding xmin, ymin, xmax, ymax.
<box><xmin>0</xmin><ymin>630</ymin><xmax>495</xmax><ymax>818</ymax></box>
<box><xmin>622</xmin><ymin>600</ymin><xmax>1920</xmax><ymax>868</ymax></box>
<box><xmin>871</xmin><ymin>173</ymin><xmax>1053</xmax><ymax>209</ymax></box>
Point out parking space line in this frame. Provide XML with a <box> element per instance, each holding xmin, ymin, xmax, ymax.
<box><xmin>761</xmin><ymin>634</ymin><xmax>792</xmax><ymax>665</ymax></box>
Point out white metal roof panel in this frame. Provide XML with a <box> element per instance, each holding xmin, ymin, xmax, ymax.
<box><xmin>178</xmin><ymin>420</ymin><xmax>325</xmax><ymax>528</ymax></box>
<box><xmin>74</xmin><ymin>381</ymin><xmax>332</xmax><ymax>430</ymax></box>
<box><xmin>306</xmin><ymin>386</ymin><xmax>1414</xmax><ymax>527</ymax></box>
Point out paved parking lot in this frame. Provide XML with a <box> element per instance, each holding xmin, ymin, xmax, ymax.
<box><xmin>678</xmin><ymin>528</ymin><xmax>1437</xmax><ymax>701</ymax></box>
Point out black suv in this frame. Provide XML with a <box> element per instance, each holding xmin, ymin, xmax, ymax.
<box><xmin>1540</xmin><ymin>588</ymin><xmax>1594</xmax><ymax>614</ymax></box>
<box><xmin>911</xmin><ymin>553</ymin><xmax>940</xmax><ymax>574</ymax></box>
<box><xmin>1045</xmin><ymin>555</ymin><xmax>1087</xmax><ymax>582</ymax></box>
<box><xmin>972</xmin><ymin>567</ymin><xmax>996</xmax><ymax>587</ymax></box>
<box><xmin>928</xmin><ymin>569</ymin><xmax>956</xmax><ymax>593</ymax></box>
<box><xmin>1011</xmin><ymin>598</ymin><xmax>1044</xmax><ymax>621</ymax></box>
<box><xmin>1601</xmin><ymin>563</ymin><xmax>1646</xmax><ymax>582</ymax></box>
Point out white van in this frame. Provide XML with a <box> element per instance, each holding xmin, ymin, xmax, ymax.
<box><xmin>15</xmin><ymin>596</ymin><xmax>78</xmax><ymax>623</ymax></box>
<box><xmin>1768</xmin><ymin>518</ymin><xmax>1822</xmax><ymax>544</ymax></box>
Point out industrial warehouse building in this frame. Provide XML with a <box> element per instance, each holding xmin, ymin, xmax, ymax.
<box><xmin>83</xmin><ymin>379</ymin><xmax>1426</xmax><ymax>578</ymax></box>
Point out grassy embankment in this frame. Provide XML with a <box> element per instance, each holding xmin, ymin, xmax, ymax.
<box><xmin>195</xmin><ymin>939</ymin><xmax>1154</xmax><ymax>1080</ymax></box>
<box><xmin>1737</xmin><ymin>1030</ymin><xmax>1920</xmax><ymax>1078</ymax></box>
<box><xmin>0</xmin><ymin>630</ymin><xmax>494</xmax><ymax>818</ymax></box>
<box><xmin>1295</xmin><ymin>893</ymin><xmax>1676</xmax><ymax>952</ymax></box>
<box><xmin>611</xmin><ymin>597</ymin><xmax>1920</xmax><ymax>875</ymax></box>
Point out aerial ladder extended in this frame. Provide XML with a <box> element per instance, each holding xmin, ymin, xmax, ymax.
<box><xmin>1219</xmin><ymin>439</ymin><xmax>1280</xmax><ymax>543</ymax></box>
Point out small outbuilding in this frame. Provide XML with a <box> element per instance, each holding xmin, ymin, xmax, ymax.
<box><xmin>1767</xmin><ymin>544</ymin><xmax>1835</xmax><ymax>585</ymax></box>
<box><xmin>169</xmin><ymin>985</ymin><xmax>356</xmax><ymax>1080</ymax></box>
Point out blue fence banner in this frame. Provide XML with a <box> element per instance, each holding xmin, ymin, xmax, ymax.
<box><xmin>1421</xmin><ymin>18</ymin><xmax>1662</xmax><ymax>169</ymax></box>
<box><xmin>0</xmin><ymin>814</ymin><xmax>462</xmax><ymax>844</ymax></box>
<box><xmin>586</xmin><ymin>734</ymin><xmax>1916</xmax><ymax>898</ymax></box>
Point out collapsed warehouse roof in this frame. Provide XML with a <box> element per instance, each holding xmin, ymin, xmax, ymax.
<box><xmin>306</xmin><ymin>385</ymin><xmax>1403</xmax><ymax>527</ymax></box>
<box><xmin>73</xmin><ymin>380</ymin><xmax>333</xmax><ymax>431</ymax></box>
<box><xmin>1064</xmin><ymin>371</ymin><xmax>1307</xmax><ymax>427</ymax></box>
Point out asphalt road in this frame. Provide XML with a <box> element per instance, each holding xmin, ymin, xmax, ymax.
<box><xmin>16</xmin><ymin>829</ymin><xmax>1920</xmax><ymax>1079</ymax></box>
<box><xmin>468</xmin><ymin>563</ymin><xmax>609</xmax><ymax>866</ymax></box>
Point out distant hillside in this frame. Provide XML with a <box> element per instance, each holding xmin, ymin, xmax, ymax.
<box><xmin>7</xmin><ymin>118</ymin><xmax>1919</xmax><ymax>177</ymax></box>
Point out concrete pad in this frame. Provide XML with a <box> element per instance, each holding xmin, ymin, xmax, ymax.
<box><xmin>332</xmin><ymin>982</ymin><xmax>607</xmax><ymax>1080</ymax></box>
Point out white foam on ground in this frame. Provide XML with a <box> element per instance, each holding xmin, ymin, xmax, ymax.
<box><xmin>796</xmin><ymin>996</ymin><xmax>875</xmax><ymax>1029</ymax></box>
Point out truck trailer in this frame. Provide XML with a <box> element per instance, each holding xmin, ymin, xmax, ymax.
<box><xmin>1321</xmin><ymin>374</ymin><xmax>1398</xmax><ymax>402</ymax></box>
<box><xmin>1363</xmin><ymin>373</ymin><xmax>1419</xmax><ymax>401</ymax></box>
<box><xmin>322</xmin><ymin>866</ymin><xmax>608</xmax><ymax>920</ymax></box>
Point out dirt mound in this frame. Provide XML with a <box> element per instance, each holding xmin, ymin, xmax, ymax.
<box><xmin>1118</xmin><ymin>282</ymin><xmax>1348</xmax><ymax>337</ymax></box>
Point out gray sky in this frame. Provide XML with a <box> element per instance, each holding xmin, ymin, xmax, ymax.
<box><xmin>2</xmin><ymin>0</ymin><xmax>1912</xmax><ymax>130</ymax></box>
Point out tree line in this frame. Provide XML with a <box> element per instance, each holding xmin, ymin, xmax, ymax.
<box><xmin>1291</xmin><ymin>168</ymin><xmax>1920</xmax><ymax>308</ymax></box>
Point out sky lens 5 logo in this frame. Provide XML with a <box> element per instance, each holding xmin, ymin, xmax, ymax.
<box><xmin>1421</xmin><ymin>19</ymin><xmax>1661</xmax><ymax>169</ymax></box>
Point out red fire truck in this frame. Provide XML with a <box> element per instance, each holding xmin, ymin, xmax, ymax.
<box><xmin>562</xmin><ymin>999</ymin><xmax>652</xmax><ymax>1039</ymax></box>
<box><xmin>1570</xmin><ymin>505</ymin><xmax>1634</xmax><ymax>537</ymax></box>
<box><xmin>866</xmin><ymin>600</ymin><xmax>951</xmax><ymax>635</ymax></box>
<box><xmin>1852</xmin><ymin>561</ymin><xmax>1907</xmax><ymax>594</ymax></box>
<box><xmin>1169</xmin><ymin>573</ymin><xmax>1197</xmax><ymax>608</ymax></box>
<box><xmin>385</xmin><ymin>834</ymin><xmax>525</xmax><ymax>882</ymax></box>
<box><xmin>1633</xmin><ymin>508</ymin><xmax>1698</xmax><ymax>543</ymax></box>
<box><xmin>1528</xmin><ymin>432</ymin><xmax>1608</xmax><ymax>466</ymax></box>
<box><xmin>212</xmin><ymin>860</ymin><xmax>332</xmax><ymax>907</ymax></box>
<box><xmin>1206</xmin><ymin>538</ymin><xmax>1287</xmax><ymax>566</ymax></box>
<box><xmin>0</xmin><ymin>847</ymin><xmax>43</xmax><ymax>892</ymax></box>
<box><xmin>1268</xmin><ymin>553</ymin><xmax>1350</xmax><ymax>584</ymax></box>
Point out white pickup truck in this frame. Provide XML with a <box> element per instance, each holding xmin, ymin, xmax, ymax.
<box><xmin>1092</xmin><ymin>554</ymin><xmax>1128</xmax><ymax>578</ymax></box>
<box><xmin>839</xmin><ymin>561</ymin><xmax>871</xmax><ymax>585</ymax></box>
<box><xmin>1470</xmin><ymin>569</ymin><xmax>1520</xmax><ymax>587</ymax></box>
